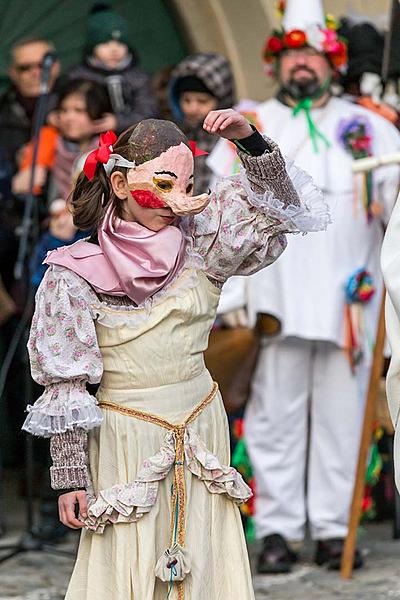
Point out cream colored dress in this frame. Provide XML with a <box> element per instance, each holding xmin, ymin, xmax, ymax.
<box><xmin>68</xmin><ymin>270</ymin><xmax>256</xmax><ymax>599</ymax></box>
<box><xmin>23</xmin><ymin>148</ymin><xmax>328</xmax><ymax>599</ymax></box>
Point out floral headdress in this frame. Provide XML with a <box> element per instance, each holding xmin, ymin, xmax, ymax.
<box><xmin>263</xmin><ymin>1</ymin><xmax>347</xmax><ymax>76</ymax></box>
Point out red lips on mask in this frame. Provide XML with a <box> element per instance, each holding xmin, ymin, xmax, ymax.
<box><xmin>130</xmin><ymin>189</ymin><xmax>167</xmax><ymax>209</ymax></box>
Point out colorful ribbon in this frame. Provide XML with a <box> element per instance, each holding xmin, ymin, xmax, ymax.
<box><xmin>99</xmin><ymin>382</ymin><xmax>219</xmax><ymax>600</ymax></box>
<box><xmin>344</xmin><ymin>268</ymin><xmax>375</xmax><ymax>372</ymax></box>
<box><xmin>83</xmin><ymin>130</ymin><xmax>117</xmax><ymax>180</ymax></box>
<box><xmin>293</xmin><ymin>98</ymin><xmax>331</xmax><ymax>153</ymax></box>
<box><xmin>345</xmin><ymin>268</ymin><xmax>375</xmax><ymax>304</ymax></box>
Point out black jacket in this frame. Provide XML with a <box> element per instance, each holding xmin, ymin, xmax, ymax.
<box><xmin>0</xmin><ymin>85</ymin><xmax>57</xmax><ymax>171</ymax></box>
<box><xmin>68</xmin><ymin>56</ymin><xmax>158</xmax><ymax>133</ymax></box>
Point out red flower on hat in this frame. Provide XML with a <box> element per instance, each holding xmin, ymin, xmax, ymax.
<box><xmin>329</xmin><ymin>39</ymin><xmax>347</xmax><ymax>68</ymax></box>
<box><xmin>284</xmin><ymin>29</ymin><xmax>307</xmax><ymax>49</ymax></box>
<box><xmin>267</xmin><ymin>36</ymin><xmax>283</xmax><ymax>53</ymax></box>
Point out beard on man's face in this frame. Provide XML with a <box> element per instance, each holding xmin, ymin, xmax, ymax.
<box><xmin>281</xmin><ymin>66</ymin><xmax>323</xmax><ymax>100</ymax></box>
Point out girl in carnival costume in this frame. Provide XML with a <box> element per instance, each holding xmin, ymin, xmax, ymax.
<box><xmin>22</xmin><ymin>109</ymin><xmax>328</xmax><ymax>599</ymax></box>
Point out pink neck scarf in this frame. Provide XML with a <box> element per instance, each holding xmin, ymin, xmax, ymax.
<box><xmin>45</xmin><ymin>204</ymin><xmax>186</xmax><ymax>305</ymax></box>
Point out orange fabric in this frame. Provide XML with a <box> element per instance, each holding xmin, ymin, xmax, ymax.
<box><xmin>20</xmin><ymin>126</ymin><xmax>59</xmax><ymax>171</ymax></box>
<box><xmin>357</xmin><ymin>97</ymin><xmax>398</xmax><ymax>124</ymax></box>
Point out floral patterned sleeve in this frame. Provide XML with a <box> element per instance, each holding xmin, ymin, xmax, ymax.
<box><xmin>189</xmin><ymin>138</ymin><xmax>329</xmax><ymax>286</ymax></box>
<box><xmin>23</xmin><ymin>267</ymin><xmax>103</xmax><ymax>437</ymax></box>
<box><xmin>22</xmin><ymin>265</ymin><xmax>103</xmax><ymax>436</ymax></box>
<box><xmin>22</xmin><ymin>265</ymin><xmax>103</xmax><ymax>488</ymax></box>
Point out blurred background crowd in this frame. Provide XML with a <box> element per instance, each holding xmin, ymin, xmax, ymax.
<box><xmin>1</xmin><ymin>0</ymin><xmax>400</xmax><ymax>578</ymax></box>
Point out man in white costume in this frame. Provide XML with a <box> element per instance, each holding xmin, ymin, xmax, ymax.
<box><xmin>208</xmin><ymin>0</ymin><xmax>400</xmax><ymax>573</ymax></box>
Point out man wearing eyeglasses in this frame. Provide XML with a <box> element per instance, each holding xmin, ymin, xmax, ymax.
<box><xmin>0</xmin><ymin>36</ymin><xmax>60</xmax><ymax>170</ymax></box>
<box><xmin>0</xmin><ymin>37</ymin><xmax>60</xmax><ymax>543</ymax></box>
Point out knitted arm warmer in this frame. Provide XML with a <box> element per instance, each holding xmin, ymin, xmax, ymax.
<box><xmin>50</xmin><ymin>429</ymin><xmax>90</xmax><ymax>490</ymax></box>
<box><xmin>237</xmin><ymin>137</ymin><xmax>301</xmax><ymax>207</ymax></box>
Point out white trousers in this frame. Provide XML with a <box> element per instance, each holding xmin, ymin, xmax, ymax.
<box><xmin>245</xmin><ymin>337</ymin><xmax>369</xmax><ymax>541</ymax></box>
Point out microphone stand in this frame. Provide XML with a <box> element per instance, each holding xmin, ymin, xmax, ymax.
<box><xmin>0</xmin><ymin>52</ymin><xmax>74</xmax><ymax>563</ymax></box>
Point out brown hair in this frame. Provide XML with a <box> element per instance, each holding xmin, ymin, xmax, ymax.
<box><xmin>71</xmin><ymin>119</ymin><xmax>189</xmax><ymax>230</ymax></box>
<box><xmin>10</xmin><ymin>37</ymin><xmax>55</xmax><ymax>62</ymax></box>
<box><xmin>57</xmin><ymin>79</ymin><xmax>111</xmax><ymax>121</ymax></box>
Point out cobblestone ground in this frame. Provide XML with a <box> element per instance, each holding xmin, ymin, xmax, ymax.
<box><xmin>1</xmin><ymin>482</ymin><xmax>399</xmax><ymax>599</ymax></box>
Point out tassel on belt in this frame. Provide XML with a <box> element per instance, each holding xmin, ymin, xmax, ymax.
<box><xmin>98</xmin><ymin>381</ymin><xmax>219</xmax><ymax>600</ymax></box>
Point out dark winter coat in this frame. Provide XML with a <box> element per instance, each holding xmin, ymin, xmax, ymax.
<box><xmin>0</xmin><ymin>86</ymin><xmax>57</xmax><ymax>171</ymax></box>
<box><xmin>169</xmin><ymin>53</ymin><xmax>235</xmax><ymax>194</ymax></box>
<box><xmin>68</xmin><ymin>55</ymin><xmax>158</xmax><ymax>133</ymax></box>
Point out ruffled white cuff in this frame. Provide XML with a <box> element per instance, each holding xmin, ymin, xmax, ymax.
<box><xmin>239</xmin><ymin>158</ymin><xmax>331</xmax><ymax>234</ymax></box>
<box><xmin>22</xmin><ymin>379</ymin><xmax>103</xmax><ymax>437</ymax></box>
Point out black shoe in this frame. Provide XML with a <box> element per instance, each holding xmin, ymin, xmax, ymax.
<box><xmin>257</xmin><ymin>533</ymin><xmax>298</xmax><ymax>574</ymax></box>
<box><xmin>315</xmin><ymin>538</ymin><xmax>364</xmax><ymax>570</ymax></box>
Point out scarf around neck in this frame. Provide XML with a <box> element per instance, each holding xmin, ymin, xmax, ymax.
<box><xmin>45</xmin><ymin>203</ymin><xmax>187</xmax><ymax>305</ymax></box>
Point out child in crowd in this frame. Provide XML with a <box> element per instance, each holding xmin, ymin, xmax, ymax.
<box><xmin>68</xmin><ymin>3</ymin><xmax>158</xmax><ymax>134</ymax></box>
<box><xmin>30</xmin><ymin>198</ymin><xmax>87</xmax><ymax>289</ymax></box>
<box><xmin>169</xmin><ymin>53</ymin><xmax>235</xmax><ymax>193</ymax></box>
<box><xmin>12</xmin><ymin>79</ymin><xmax>110</xmax><ymax>202</ymax></box>
<box><xmin>22</xmin><ymin>110</ymin><xmax>328</xmax><ymax>599</ymax></box>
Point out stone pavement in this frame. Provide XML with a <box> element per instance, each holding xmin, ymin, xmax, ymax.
<box><xmin>1</xmin><ymin>483</ymin><xmax>399</xmax><ymax>599</ymax></box>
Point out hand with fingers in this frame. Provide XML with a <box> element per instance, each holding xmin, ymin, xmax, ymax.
<box><xmin>203</xmin><ymin>109</ymin><xmax>253</xmax><ymax>140</ymax></box>
<box><xmin>58</xmin><ymin>490</ymin><xmax>88</xmax><ymax>529</ymax></box>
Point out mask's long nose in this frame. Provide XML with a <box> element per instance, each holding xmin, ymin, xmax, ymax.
<box><xmin>166</xmin><ymin>193</ymin><xmax>210</xmax><ymax>216</ymax></box>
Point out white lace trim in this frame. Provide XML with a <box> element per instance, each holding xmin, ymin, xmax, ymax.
<box><xmin>83</xmin><ymin>427</ymin><xmax>252</xmax><ymax>534</ymax></box>
<box><xmin>22</xmin><ymin>381</ymin><xmax>103</xmax><ymax>437</ymax></box>
<box><xmin>238</xmin><ymin>158</ymin><xmax>331</xmax><ymax>234</ymax></box>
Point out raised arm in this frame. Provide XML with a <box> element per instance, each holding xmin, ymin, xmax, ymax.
<box><xmin>188</xmin><ymin>109</ymin><xmax>329</xmax><ymax>287</ymax></box>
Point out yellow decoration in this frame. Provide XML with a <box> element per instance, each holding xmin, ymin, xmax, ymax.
<box><xmin>326</xmin><ymin>13</ymin><xmax>338</xmax><ymax>30</ymax></box>
<box><xmin>275</xmin><ymin>0</ymin><xmax>286</xmax><ymax>18</ymax></box>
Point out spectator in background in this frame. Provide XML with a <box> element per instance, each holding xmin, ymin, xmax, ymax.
<box><xmin>0</xmin><ymin>38</ymin><xmax>60</xmax><ymax>468</ymax></box>
<box><xmin>169</xmin><ymin>52</ymin><xmax>235</xmax><ymax>194</ymax></box>
<box><xmin>0</xmin><ymin>37</ymin><xmax>60</xmax><ymax>171</ymax></box>
<box><xmin>12</xmin><ymin>79</ymin><xmax>111</xmax><ymax>203</ymax></box>
<box><xmin>68</xmin><ymin>3</ymin><xmax>158</xmax><ymax>134</ymax></box>
<box><xmin>152</xmin><ymin>65</ymin><xmax>175</xmax><ymax>121</ymax></box>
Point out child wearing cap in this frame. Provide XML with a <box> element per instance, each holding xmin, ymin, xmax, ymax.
<box><xmin>169</xmin><ymin>53</ymin><xmax>235</xmax><ymax>193</ymax></box>
<box><xmin>68</xmin><ymin>3</ymin><xmax>158</xmax><ymax>134</ymax></box>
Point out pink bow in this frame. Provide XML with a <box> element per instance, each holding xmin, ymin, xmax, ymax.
<box><xmin>83</xmin><ymin>131</ymin><xmax>118</xmax><ymax>180</ymax></box>
<box><xmin>188</xmin><ymin>140</ymin><xmax>209</xmax><ymax>157</ymax></box>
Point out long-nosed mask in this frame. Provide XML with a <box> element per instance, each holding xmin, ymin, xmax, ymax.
<box><xmin>126</xmin><ymin>142</ymin><xmax>210</xmax><ymax>216</ymax></box>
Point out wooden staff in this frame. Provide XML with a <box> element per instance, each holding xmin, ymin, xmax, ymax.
<box><xmin>340</xmin><ymin>291</ymin><xmax>386</xmax><ymax>579</ymax></box>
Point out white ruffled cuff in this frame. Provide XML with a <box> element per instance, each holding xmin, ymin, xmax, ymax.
<box><xmin>240</xmin><ymin>158</ymin><xmax>331</xmax><ymax>234</ymax></box>
<box><xmin>22</xmin><ymin>379</ymin><xmax>103</xmax><ymax>437</ymax></box>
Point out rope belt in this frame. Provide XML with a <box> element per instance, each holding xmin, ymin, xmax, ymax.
<box><xmin>98</xmin><ymin>381</ymin><xmax>219</xmax><ymax>600</ymax></box>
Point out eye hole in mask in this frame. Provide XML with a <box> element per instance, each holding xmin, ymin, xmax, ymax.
<box><xmin>153</xmin><ymin>177</ymin><xmax>174</xmax><ymax>193</ymax></box>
